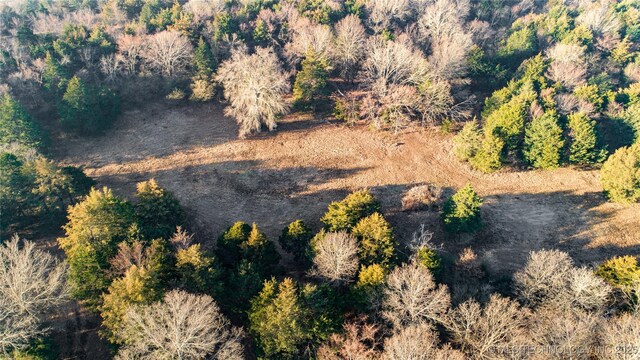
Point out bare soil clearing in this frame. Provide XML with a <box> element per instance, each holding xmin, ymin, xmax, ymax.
<box><xmin>54</xmin><ymin>101</ymin><xmax>639</xmax><ymax>276</ymax></box>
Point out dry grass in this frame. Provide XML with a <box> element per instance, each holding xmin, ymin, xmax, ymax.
<box><xmin>53</xmin><ymin>101</ymin><xmax>640</xmax><ymax>275</ymax></box>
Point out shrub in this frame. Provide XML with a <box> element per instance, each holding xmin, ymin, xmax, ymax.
<box><xmin>401</xmin><ymin>184</ymin><xmax>444</xmax><ymax>211</ymax></box>
<box><xmin>441</xmin><ymin>184</ymin><xmax>483</xmax><ymax>233</ymax></box>
<box><xmin>333</xmin><ymin>93</ymin><xmax>360</xmax><ymax>125</ymax></box>
<box><xmin>523</xmin><ymin>110</ymin><xmax>564</xmax><ymax>169</ymax></box>
<box><xmin>189</xmin><ymin>75</ymin><xmax>216</xmax><ymax>102</ymax></box>
<box><xmin>352</xmin><ymin>213</ymin><xmax>396</xmax><ymax>268</ymax></box>
<box><xmin>596</xmin><ymin>256</ymin><xmax>640</xmax><ymax>289</ymax></box>
<box><xmin>321</xmin><ymin>190</ymin><xmax>380</xmax><ymax>232</ymax></box>
<box><xmin>416</xmin><ymin>247</ymin><xmax>442</xmax><ymax>277</ymax></box>
<box><xmin>600</xmin><ymin>143</ymin><xmax>640</xmax><ymax>203</ymax></box>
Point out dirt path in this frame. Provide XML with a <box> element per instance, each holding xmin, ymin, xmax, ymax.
<box><xmin>54</xmin><ymin>101</ymin><xmax>640</xmax><ymax>275</ymax></box>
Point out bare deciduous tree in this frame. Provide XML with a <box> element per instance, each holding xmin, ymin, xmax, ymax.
<box><xmin>312</xmin><ymin>231</ymin><xmax>359</xmax><ymax>285</ymax></box>
<box><xmin>334</xmin><ymin>15</ymin><xmax>366</xmax><ymax>81</ymax></box>
<box><xmin>599</xmin><ymin>313</ymin><xmax>640</xmax><ymax>360</ymax></box>
<box><xmin>366</xmin><ymin>0</ymin><xmax>413</xmax><ymax>30</ymax></box>
<box><xmin>100</xmin><ymin>54</ymin><xmax>124</xmax><ymax>82</ymax></box>
<box><xmin>546</xmin><ymin>44</ymin><xmax>587</xmax><ymax>89</ymax></box>
<box><xmin>170</xmin><ymin>226</ymin><xmax>194</xmax><ymax>250</ymax></box>
<box><xmin>514</xmin><ymin>249</ymin><xmax>574</xmax><ymax>307</ymax></box>
<box><xmin>362</xmin><ymin>37</ymin><xmax>430</xmax><ymax>94</ymax></box>
<box><xmin>576</xmin><ymin>1</ymin><xmax>621</xmax><ymax>36</ymax></box>
<box><xmin>362</xmin><ymin>85</ymin><xmax>418</xmax><ymax>132</ymax></box>
<box><xmin>318</xmin><ymin>318</ymin><xmax>380</xmax><ymax>360</ymax></box>
<box><xmin>116</xmin><ymin>290</ymin><xmax>244</xmax><ymax>360</ymax></box>
<box><xmin>428</xmin><ymin>29</ymin><xmax>472</xmax><ymax>81</ymax></box>
<box><xmin>109</xmin><ymin>241</ymin><xmax>145</xmax><ymax>276</ymax></box>
<box><xmin>528</xmin><ymin>308</ymin><xmax>598</xmax><ymax>359</ymax></box>
<box><xmin>0</xmin><ymin>236</ymin><xmax>68</xmax><ymax>354</ymax></box>
<box><xmin>514</xmin><ymin>250</ymin><xmax>611</xmax><ymax>311</ymax></box>
<box><xmin>445</xmin><ymin>294</ymin><xmax>530</xmax><ymax>360</ymax></box>
<box><xmin>142</xmin><ymin>31</ymin><xmax>194</xmax><ymax>77</ymax></box>
<box><xmin>216</xmin><ymin>47</ymin><xmax>290</xmax><ymax>138</ymax></box>
<box><xmin>383</xmin><ymin>323</ymin><xmax>465</xmax><ymax>360</ymax></box>
<box><xmin>383</xmin><ymin>262</ymin><xmax>450</xmax><ymax>328</ymax></box>
<box><xmin>566</xmin><ymin>267</ymin><xmax>611</xmax><ymax>312</ymax></box>
<box><xmin>184</xmin><ymin>0</ymin><xmax>226</xmax><ymax>25</ymax></box>
<box><xmin>285</xmin><ymin>18</ymin><xmax>334</xmax><ymax>64</ymax></box>
<box><xmin>117</xmin><ymin>34</ymin><xmax>145</xmax><ymax>75</ymax></box>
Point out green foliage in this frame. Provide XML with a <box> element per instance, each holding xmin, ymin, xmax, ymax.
<box><xmin>596</xmin><ymin>255</ymin><xmax>640</xmax><ymax>288</ymax></box>
<box><xmin>253</xmin><ymin>19</ymin><xmax>269</xmax><ymax>44</ymax></box>
<box><xmin>279</xmin><ymin>220</ymin><xmax>313</xmax><ymax>264</ymax></box>
<box><xmin>352</xmin><ymin>263</ymin><xmax>386</xmax><ymax>310</ymax></box>
<box><xmin>453</xmin><ymin>120</ymin><xmax>482</xmax><ymax>162</ymax></box>
<box><xmin>441</xmin><ymin>184</ymin><xmax>483</xmax><ymax>233</ymax></box>
<box><xmin>567</xmin><ymin>112</ymin><xmax>607</xmax><ymax>165</ymax></box>
<box><xmin>213</xmin><ymin>12</ymin><xmax>237</xmax><ymax>41</ymax></box>
<box><xmin>524</xmin><ymin>110</ymin><xmax>564</xmax><ymax>169</ymax></box>
<box><xmin>352</xmin><ymin>213</ymin><xmax>396</xmax><ymax>268</ymax></box>
<box><xmin>9</xmin><ymin>337</ymin><xmax>58</xmax><ymax>360</ymax></box>
<box><xmin>574</xmin><ymin>84</ymin><xmax>605</xmax><ymax>111</ymax></box>
<box><xmin>135</xmin><ymin>179</ymin><xmax>184</xmax><ymax>240</ymax></box>
<box><xmin>296</xmin><ymin>0</ymin><xmax>339</xmax><ymax>24</ymax></box>
<box><xmin>0</xmin><ymin>94</ymin><xmax>43</xmax><ymax>155</ymax></box>
<box><xmin>321</xmin><ymin>189</ymin><xmax>380</xmax><ymax>232</ymax></box>
<box><xmin>242</xmin><ymin>223</ymin><xmax>281</xmax><ymax>274</ymax></box>
<box><xmin>249</xmin><ymin>278</ymin><xmax>310</xmax><ymax>358</ymax></box>
<box><xmin>100</xmin><ymin>265</ymin><xmax>162</xmax><ymax>343</ymax></box>
<box><xmin>498</xmin><ymin>23</ymin><xmax>538</xmax><ymax>65</ymax></box>
<box><xmin>612</xmin><ymin>37</ymin><xmax>634</xmax><ymax>64</ymax></box>
<box><xmin>59</xmin><ymin>76</ymin><xmax>121</xmax><ymax>134</ymax></box>
<box><xmin>249</xmin><ymin>278</ymin><xmax>340</xmax><ymax>358</ymax></box>
<box><xmin>42</xmin><ymin>52</ymin><xmax>68</xmax><ymax>95</ymax></box>
<box><xmin>193</xmin><ymin>37</ymin><xmax>215</xmax><ymax>76</ymax></box>
<box><xmin>0</xmin><ymin>153</ymin><xmax>35</xmax><ymax>227</ymax></box>
<box><xmin>58</xmin><ymin>187</ymin><xmax>135</xmax><ymax>307</ymax></box>
<box><xmin>468</xmin><ymin>132</ymin><xmax>506</xmax><ymax>173</ymax></box>
<box><xmin>0</xmin><ymin>153</ymin><xmax>93</xmax><ymax>234</ymax></box>
<box><xmin>175</xmin><ymin>243</ymin><xmax>222</xmax><ymax>295</ymax></box>
<box><xmin>483</xmin><ymin>93</ymin><xmax>531</xmax><ymax>152</ymax></box>
<box><xmin>601</xmin><ymin>143</ymin><xmax>640</xmax><ymax>203</ymax></box>
<box><xmin>293</xmin><ymin>49</ymin><xmax>330</xmax><ymax>109</ymax></box>
<box><xmin>217</xmin><ymin>221</ymin><xmax>251</xmax><ymax>264</ymax></box>
<box><xmin>416</xmin><ymin>247</ymin><xmax>442</xmax><ymax>277</ymax></box>
<box><xmin>224</xmin><ymin>259</ymin><xmax>265</xmax><ymax>314</ymax></box>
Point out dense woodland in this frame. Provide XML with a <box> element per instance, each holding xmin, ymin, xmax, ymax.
<box><xmin>1</xmin><ymin>0</ymin><xmax>640</xmax><ymax>358</ymax></box>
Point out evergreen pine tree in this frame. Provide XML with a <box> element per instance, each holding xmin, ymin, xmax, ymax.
<box><xmin>293</xmin><ymin>49</ymin><xmax>330</xmax><ymax>109</ymax></box>
<box><xmin>441</xmin><ymin>184</ymin><xmax>483</xmax><ymax>233</ymax></box>
<box><xmin>567</xmin><ymin>112</ymin><xmax>606</xmax><ymax>165</ymax></box>
<box><xmin>523</xmin><ymin>110</ymin><xmax>564</xmax><ymax>169</ymax></box>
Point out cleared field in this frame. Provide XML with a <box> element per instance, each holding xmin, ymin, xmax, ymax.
<box><xmin>54</xmin><ymin>101</ymin><xmax>639</xmax><ymax>275</ymax></box>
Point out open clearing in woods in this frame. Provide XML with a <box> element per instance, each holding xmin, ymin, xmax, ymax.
<box><xmin>54</xmin><ymin>101</ymin><xmax>639</xmax><ymax>275</ymax></box>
